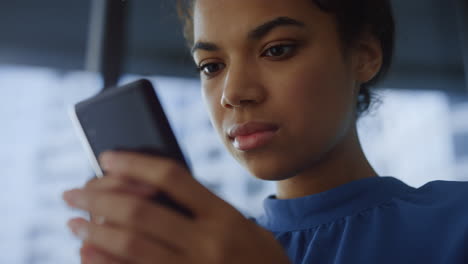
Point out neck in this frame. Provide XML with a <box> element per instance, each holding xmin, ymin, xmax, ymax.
<box><xmin>275</xmin><ymin>125</ymin><xmax>377</xmax><ymax>199</ymax></box>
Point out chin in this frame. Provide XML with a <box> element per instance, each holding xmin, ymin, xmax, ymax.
<box><xmin>225</xmin><ymin>145</ymin><xmax>280</xmax><ymax>181</ymax></box>
<box><xmin>223</xmin><ymin>133</ymin><xmax>330</xmax><ymax>182</ymax></box>
<box><xmin>241</xmin><ymin>155</ymin><xmax>299</xmax><ymax>182</ymax></box>
<box><xmin>233</xmin><ymin>143</ymin><xmax>328</xmax><ymax>182</ymax></box>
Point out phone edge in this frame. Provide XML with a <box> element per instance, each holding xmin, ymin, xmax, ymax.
<box><xmin>67</xmin><ymin>104</ymin><xmax>104</xmax><ymax>178</ymax></box>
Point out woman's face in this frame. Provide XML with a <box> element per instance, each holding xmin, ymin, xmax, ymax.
<box><xmin>192</xmin><ymin>0</ymin><xmax>367</xmax><ymax>181</ymax></box>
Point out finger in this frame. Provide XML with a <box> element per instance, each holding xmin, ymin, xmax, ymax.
<box><xmin>83</xmin><ymin>175</ymin><xmax>157</xmax><ymax>198</ymax></box>
<box><xmin>81</xmin><ymin>177</ymin><xmax>105</xmax><ymax>226</ymax></box>
<box><xmin>66</xmin><ymin>190</ymin><xmax>196</xmax><ymax>252</ymax></box>
<box><xmin>84</xmin><ymin>176</ymin><xmax>99</xmax><ymax>189</ymax></box>
<box><xmin>99</xmin><ymin>151</ymin><xmax>224</xmax><ymax>214</ymax></box>
<box><xmin>69</xmin><ymin>218</ymin><xmax>184</xmax><ymax>264</ymax></box>
<box><xmin>81</xmin><ymin>242</ymin><xmax>126</xmax><ymax>264</ymax></box>
<box><xmin>70</xmin><ymin>176</ymin><xmax>158</xmax><ymax>226</ymax></box>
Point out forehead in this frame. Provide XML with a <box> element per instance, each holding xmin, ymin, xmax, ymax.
<box><xmin>193</xmin><ymin>0</ymin><xmax>325</xmax><ymax>41</ymax></box>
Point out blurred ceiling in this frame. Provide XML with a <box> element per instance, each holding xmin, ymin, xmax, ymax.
<box><xmin>0</xmin><ymin>0</ymin><xmax>467</xmax><ymax>92</ymax></box>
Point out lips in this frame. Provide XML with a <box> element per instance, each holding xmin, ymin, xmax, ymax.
<box><xmin>228</xmin><ymin>122</ymin><xmax>279</xmax><ymax>139</ymax></box>
<box><xmin>227</xmin><ymin>122</ymin><xmax>279</xmax><ymax>151</ymax></box>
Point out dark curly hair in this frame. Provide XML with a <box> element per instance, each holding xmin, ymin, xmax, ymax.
<box><xmin>177</xmin><ymin>0</ymin><xmax>395</xmax><ymax>118</ymax></box>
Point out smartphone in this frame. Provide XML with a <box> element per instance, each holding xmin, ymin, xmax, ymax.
<box><xmin>69</xmin><ymin>79</ymin><xmax>194</xmax><ymax>219</ymax></box>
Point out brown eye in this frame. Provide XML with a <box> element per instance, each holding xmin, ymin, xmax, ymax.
<box><xmin>262</xmin><ymin>44</ymin><xmax>297</xmax><ymax>58</ymax></box>
<box><xmin>199</xmin><ymin>63</ymin><xmax>225</xmax><ymax>77</ymax></box>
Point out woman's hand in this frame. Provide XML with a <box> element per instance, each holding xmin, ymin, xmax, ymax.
<box><xmin>63</xmin><ymin>151</ymin><xmax>291</xmax><ymax>264</ymax></box>
<box><xmin>71</xmin><ymin>173</ymin><xmax>159</xmax><ymax>263</ymax></box>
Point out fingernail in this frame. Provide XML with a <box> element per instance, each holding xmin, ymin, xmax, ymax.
<box><xmin>99</xmin><ymin>151</ymin><xmax>114</xmax><ymax>170</ymax></box>
<box><xmin>99</xmin><ymin>152</ymin><xmax>111</xmax><ymax>170</ymax></box>
<box><xmin>63</xmin><ymin>189</ymin><xmax>87</xmax><ymax>208</ymax></box>
<box><xmin>68</xmin><ymin>220</ymin><xmax>89</xmax><ymax>240</ymax></box>
<box><xmin>95</xmin><ymin>216</ymin><xmax>106</xmax><ymax>225</ymax></box>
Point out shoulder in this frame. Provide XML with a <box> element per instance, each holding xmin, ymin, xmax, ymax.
<box><xmin>412</xmin><ymin>179</ymin><xmax>468</xmax><ymax>201</ymax></box>
<box><xmin>409</xmin><ymin>180</ymin><xmax>468</xmax><ymax>247</ymax></box>
<box><xmin>398</xmin><ymin>179</ymin><xmax>468</xmax><ymax>218</ymax></box>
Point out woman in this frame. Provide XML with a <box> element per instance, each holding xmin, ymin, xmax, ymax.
<box><xmin>63</xmin><ymin>0</ymin><xmax>468</xmax><ymax>263</ymax></box>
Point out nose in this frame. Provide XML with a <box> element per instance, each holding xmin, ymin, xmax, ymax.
<box><xmin>220</xmin><ymin>63</ymin><xmax>266</xmax><ymax>109</ymax></box>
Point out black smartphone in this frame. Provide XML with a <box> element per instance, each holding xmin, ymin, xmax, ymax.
<box><xmin>69</xmin><ymin>79</ymin><xmax>194</xmax><ymax>219</ymax></box>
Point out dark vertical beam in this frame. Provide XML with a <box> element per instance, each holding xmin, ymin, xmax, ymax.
<box><xmin>455</xmin><ymin>0</ymin><xmax>468</xmax><ymax>92</ymax></box>
<box><xmin>86</xmin><ymin>0</ymin><xmax>129</xmax><ymax>90</ymax></box>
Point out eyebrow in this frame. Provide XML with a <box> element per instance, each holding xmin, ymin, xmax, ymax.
<box><xmin>248</xmin><ymin>16</ymin><xmax>306</xmax><ymax>39</ymax></box>
<box><xmin>191</xmin><ymin>16</ymin><xmax>306</xmax><ymax>54</ymax></box>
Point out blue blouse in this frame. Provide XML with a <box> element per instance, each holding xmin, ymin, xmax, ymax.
<box><xmin>252</xmin><ymin>176</ymin><xmax>468</xmax><ymax>264</ymax></box>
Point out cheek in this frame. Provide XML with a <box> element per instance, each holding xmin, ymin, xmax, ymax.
<box><xmin>266</xmin><ymin>52</ymin><xmax>355</xmax><ymax>145</ymax></box>
<box><xmin>201</xmin><ymin>84</ymin><xmax>226</xmax><ymax>139</ymax></box>
<box><xmin>203</xmin><ymin>85</ymin><xmax>243</xmax><ymax>162</ymax></box>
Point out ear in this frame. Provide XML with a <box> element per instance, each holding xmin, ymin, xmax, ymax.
<box><xmin>353</xmin><ymin>34</ymin><xmax>383</xmax><ymax>84</ymax></box>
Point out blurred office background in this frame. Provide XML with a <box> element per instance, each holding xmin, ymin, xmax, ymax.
<box><xmin>0</xmin><ymin>0</ymin><xmax>467</xmax><ymax>263</ymax></box>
